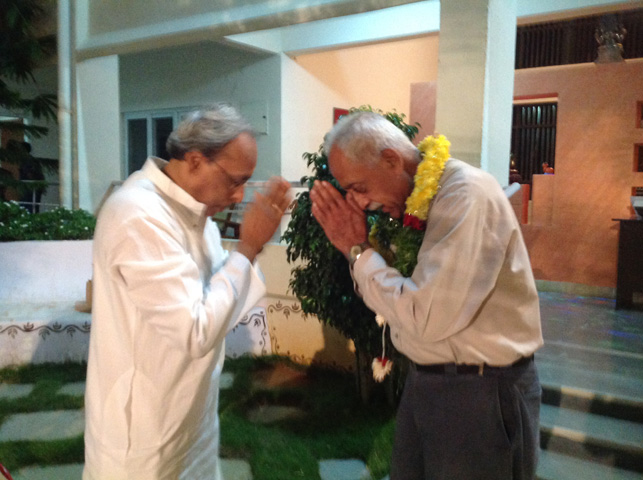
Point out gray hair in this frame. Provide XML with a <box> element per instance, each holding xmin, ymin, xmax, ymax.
<box><xmin>323</xmin><ymin>111</ymin><xmax>418</xmax><ymax>166</ymax></box>
<box><xmin>166</xmin><ymin>103</ymin><xmax>255</xmax><ymax>160</ymax></box>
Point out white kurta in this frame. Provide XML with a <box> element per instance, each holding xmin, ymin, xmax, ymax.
<box><xmin>84</xmin><ymin>157</ymin><xmax>266</xmax><ymax>480</ymax></box>
<box><xmin>353</xmin><ymin>159</ymin><xmax>543</xmax><ymax>366</ymax></box>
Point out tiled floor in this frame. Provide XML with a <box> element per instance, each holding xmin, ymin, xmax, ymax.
<box><xmin>538</xmin><ymin>291</ymin><xmax>643</xmax><ymax>355</ymax></box>
<box><xmin>536</xmin><ymin>291</ymin><xmax>643</xmax><ymax>400</ymax></box>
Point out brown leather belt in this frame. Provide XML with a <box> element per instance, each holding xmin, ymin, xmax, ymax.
<box><xmin>413</xmin><ymin>355</ymin><xmax>534</xmax><ymax>376</ymax></box>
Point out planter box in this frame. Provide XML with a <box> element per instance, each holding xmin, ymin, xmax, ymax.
<box><xmin>0</xmin><ymin>240</ymin><xmax>93</xmax><ymax>367</ymax></box>
<box><xmin>0</xmin><ymin>240</ymin><xmax>355</xmax><ymax>369</ymax></box>
<box><xmin>0</xmin><ymin>240</ymin><xmax>93</xmax><ymax>304</ymax></box>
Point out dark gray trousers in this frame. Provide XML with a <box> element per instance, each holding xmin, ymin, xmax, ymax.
<box><xmin>390</xmin><ymin>359</ymin><xmax>541</xmax><ymax>480</ymax></box>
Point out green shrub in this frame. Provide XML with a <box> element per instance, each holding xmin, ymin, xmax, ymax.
<box><xmin>0</xmin><ymin>201</ymin><xmax>95</xmax><ymax>241</ymax></box>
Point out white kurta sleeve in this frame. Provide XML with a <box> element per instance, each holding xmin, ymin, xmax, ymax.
<box><xmin>105</xmin><ymin>213</ymin><xmax>266</xmax><ymax>359</ymax></box>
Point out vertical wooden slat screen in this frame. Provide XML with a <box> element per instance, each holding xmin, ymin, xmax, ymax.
<box><xmin>511</xmin><ymin>103</ymin><xmax>557</xmax><ymax>185</ymax></box>
<box><xmin>516</xmin><ymin>8</ymin><xmax>642</xmax><ymax>69</ymax></box>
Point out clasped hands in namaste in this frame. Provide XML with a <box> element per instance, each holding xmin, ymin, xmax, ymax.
<box><xmin>310</xmin><ymin>180</ymin><xmax>368</xmax><ymax>258</ymax></box>
<box><xmin>239</xmin><ymin>176</ymin><xmax>291</xmax><ymax>261</ymax></box>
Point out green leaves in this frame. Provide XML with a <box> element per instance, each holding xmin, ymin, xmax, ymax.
<box><xmin>0</xmin><ymin>0</ymin><xmax>53</xmax><ymax>83</ymax></box>
<box><xmin>350</xmin><ymin>105</ymin><xmax>420</xmax><ymax>141</ymax></box>
<box><xmin>0</xmin><ymin>201</ymin><xmax>96</xmax><ymax>241</ymax></box>
<box><xmin>0</xmin><ymin>0</ymin><xmax>58</xmax><ymax>200</ymax></box>
<box><xmin>369</xmin><ymin>214</ymin><xmax>424</xmax><ymax>278</ymax></box>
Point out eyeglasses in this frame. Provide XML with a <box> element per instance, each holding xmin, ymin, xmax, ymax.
<box><xmin>211</xmin><ymin>160</ymin><xmax>249</xmax><ymax>190</ymax></box>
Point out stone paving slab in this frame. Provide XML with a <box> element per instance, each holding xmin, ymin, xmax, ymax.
<box><xmin>220</xmin><ymin>371</ymin><xmax>235</xmax><ymax>390</ymax></box>
<box><xmin>12</xmin><ymin>463</ymin><xmax>83</xmax><ymax>480</ymax></box>
<box><xmin>0</xmin><ymin>383</ymin><xmax>33</xmax><ymax>400</ymax></box>
<box><xmin>221</xmin><ymin>458</ymin><xmax>253</xmax><ymax>480</ymax></box>
<box><xmin>0</xmin><ymin>410</ymin><xmax>84</xmax><ymax>442</ymax></box>
<box><xmin>58</xmin><ymin>381</ymin><xmax>86</xmax><ymax>396</ymax></box>
<box><xmin>7</xmin><ymin>460</ymin><xmax>252</xmax><ymax>480</ymax></box>
<box><xmin>319</xmin><ymin>459</ymin><xmax>372</xmax><ymax>480</ymax></box>
<box><xmin>247</xmin><ymin>405</ymin><xmax>306</xmax><ymax>424</ymax></box>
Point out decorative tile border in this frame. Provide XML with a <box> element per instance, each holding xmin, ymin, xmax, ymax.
<box><xmin>0</xmin><ymin>321</ymin><xmax>91</xmax><ymax>340</ymax></box>
<box><xmin>267</xmin><ymin>300</ymin><xmax>304</xmax><ymax>319</ymax></box>
<box><xmin>265</xmin><ymin>297</ymin><xmax>355</xmax><ymax>371</ymax></box>
<box><xmin>227</xmin><ymin>307</ymin><xmax>271</xmax><ymax>358</ymax></box>
<box><xmin>0</xmin><ymin>294</ymin><xmax>356</xmax><ymax>370</ymax></box>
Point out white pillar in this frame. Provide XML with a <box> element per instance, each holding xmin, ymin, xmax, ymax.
<box><xmin>57</xmin><ymin>0</ymin><xmax>75</xmax><ymax>208</ymax></box>
<box><xmin>76</xmin><ymin>55</ymin><xmax>121</xmax><ymax>213</ymax></box>
<box><xmin>435</xmin><ymin>0</ymin><xmax>516</xmax><ymax>186</ymax></box>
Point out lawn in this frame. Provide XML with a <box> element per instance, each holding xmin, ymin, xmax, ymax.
<box><xmin>0</xmin><ymin>356</ymin><xmax>397</xmax><ymax>479</ymax></box>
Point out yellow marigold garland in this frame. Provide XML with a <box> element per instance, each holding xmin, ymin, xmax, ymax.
<box><xmin>368</xmin><ymin>134</ymin><xmax>450</xmax><ymax>277</ymax></box>
<box><xmin>405</xmin><ymin>134</ymin><xmax>451</xmax><ymax>222</ymax></box>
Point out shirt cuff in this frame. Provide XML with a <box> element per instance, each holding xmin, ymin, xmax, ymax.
<box><xmin>352</xmin><ymin>247</ymin><xmax>387</xmax><ymax>282</ymax></box>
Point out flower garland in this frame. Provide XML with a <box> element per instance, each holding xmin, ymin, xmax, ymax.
<box><xmin>369</xmin><ymin>134</ymin><xmax>451</xmax><ymax>381</ymax></box>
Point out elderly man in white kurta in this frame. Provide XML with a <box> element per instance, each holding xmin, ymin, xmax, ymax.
<box><xmin>83</xmin><ymin>105</ymin><xmax>291</xmax><ymax>480</ymax></box>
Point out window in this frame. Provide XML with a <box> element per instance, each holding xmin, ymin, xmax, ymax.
<box><xmin>126</xmin><ymin>118</ymin><xmax>148</xmax><ymax>175</ymax></box>
<box><xmin>510</xmin><ymin>102</ymin><xmax>557</xmax><ymax>185</ymax></box>
<box><xmin>124</xmin><ymin>110</ymin><xmax>189</xmax><ymax>176</ymax></box>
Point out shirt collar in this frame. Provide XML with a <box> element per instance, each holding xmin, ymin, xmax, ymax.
<box><xmin>142</xmin><ymin>157</ymin><xmax>209</xmax><ymax>218</ymax></box>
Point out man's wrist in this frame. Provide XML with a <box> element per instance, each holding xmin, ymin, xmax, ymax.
<box><xmin>237</xmin><ymin>241</ymin><xmax>262</xmax><ymax>263</ymax></box>
<box><xmin>348</xmin><ymin>241</ymin><xmax>372</xmax><ymax>267</ymax></box>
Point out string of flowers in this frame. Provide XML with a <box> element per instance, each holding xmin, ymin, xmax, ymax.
<box><xmin>369</xmin><ymin>134</ymin><xmax>451</xmax><ymax>381</ymax></box>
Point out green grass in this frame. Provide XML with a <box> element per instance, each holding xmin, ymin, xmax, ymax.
<box><xmin>0</xmin><ymin>362</ymin><xmax>87</xmax><ymax>471</ymax></box>
<box><xmin>0</xmin><ymin>357</ymin><xmax>396</xmax><ymax>479</ymax></box>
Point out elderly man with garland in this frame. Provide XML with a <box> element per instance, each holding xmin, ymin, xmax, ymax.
<box><xmin>84</xmin><ymin>104</ymin><xmax>291</xmax><ymax>480</ymax></box>
<box><xmin>310</xmin><ymin>111</ymin><xmax>543</xmax><ymax>480</ymax></box>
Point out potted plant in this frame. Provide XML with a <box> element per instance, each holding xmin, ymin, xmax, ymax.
<box><xmin>282</xmin><ymin>106</ymin><xmax>419</xmax><ymax>403</ymax></box>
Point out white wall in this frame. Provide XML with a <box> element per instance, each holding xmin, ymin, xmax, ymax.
<box><xmin>0</xmin><ymin>240</ymin><xmax>92</xmax><ymax>303</ymax></box>
<box><xmin>119</xmin><ymin>41</ymin><xmax>282</xmax><ymax>182</ymax></box>
<box><xmin>281</xmin><ymin>35</ymin><xmax>440</xmax><ymax>182</ymax></box>
<box><xmin>280</xmin><ymin>54</ymin><xmax>345</xmax><ymax>183</ymax></box>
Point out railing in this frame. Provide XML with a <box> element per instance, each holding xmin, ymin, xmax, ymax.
<box><xmin>12</xmin><ymin>180</ymin><xmax>61</xmax><ymax>213</ymax></box>
<box><xmin>213</xmin><ymin>181</ymin><xmax>302</xmax><ymax>240</ymax></box>
<box><xmin>9</xmin><ymin>178</ymin><xmax>303</xmax><ymax>243</ymax></box>
<box><xmin>97</xmin><ymin>180</ymin><xmax>303</xmax><ymax>241</ymax></box>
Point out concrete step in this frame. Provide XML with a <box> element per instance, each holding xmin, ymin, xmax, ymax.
<box><xmin>541</xmin><ymin>381</ymin><xmax>643</xmax><ymax>425</ymax></box>
<box><xmin>540</xmin><ymin>404</ymin><xmax>643</xmax><ymax>472</ymax></box>
<box><xmin>536</xmin><ymin>346</ymin><xmax>643</xmax><ymax>410</ymax></box>
<box><xmin>536</xmin><ymin>316</ymin><xmax>643</xmax><ymax>478</ymax></box>
<box><xmin>536</xmin><ymin>450</ymin><xmax>642</xmax><ymax>480</ymax></box>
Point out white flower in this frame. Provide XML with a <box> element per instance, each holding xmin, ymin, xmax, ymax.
<box><xmin>372</xmin><ymin>357</ymin><xmax>393</xmax><ymax>382</ymax></box>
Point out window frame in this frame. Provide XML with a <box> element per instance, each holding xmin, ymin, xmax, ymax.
<box><xmin>123</xmin><ymin>108</ymin><xmax>192</xmax><ymax>178</ymax></box>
